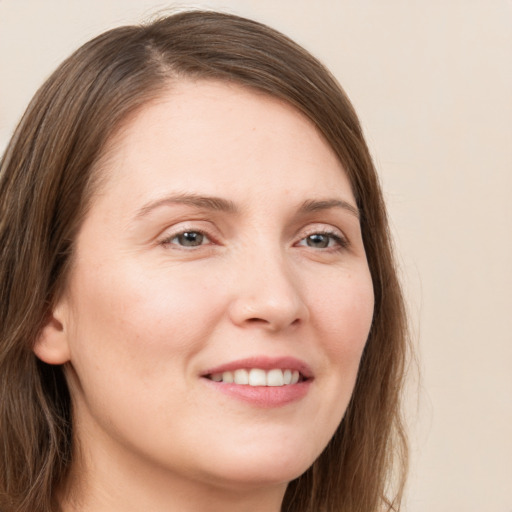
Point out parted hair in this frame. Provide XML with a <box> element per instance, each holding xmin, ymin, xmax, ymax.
<box><xmin>0</xmin><ymin>10</ymin><xmax>408</xmax><ymax>512</ymax></box>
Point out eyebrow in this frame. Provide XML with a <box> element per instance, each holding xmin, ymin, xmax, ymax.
<box><xmin>298</xmin><ymin>199</ymin><xmax>360</xmax><ymax>219</ymax></box>
<box><xmin>135</xmin><ymin>194</ymin><xmax>359</xmax><ymax>220</ymax></box>
<box><xmin>135</xmin><ymin>193</ymin><xmax>239</xmax><ymax>218</ymax></box>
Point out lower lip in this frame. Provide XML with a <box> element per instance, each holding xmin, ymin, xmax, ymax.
<box><xmin>202</xmin><ymin>378</ymin><xmax>312</xmax><ymax>408</ymax></box>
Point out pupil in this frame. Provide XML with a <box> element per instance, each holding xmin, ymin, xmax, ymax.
<box><xmin>307</xmin><ymin>234</ymin><xmax>329</xmax><ymax>248</ymax></box>
<box><xmin>179</xmin><ymin>232</ymin><xmax>203</xmax><ymax>246</ymax></box>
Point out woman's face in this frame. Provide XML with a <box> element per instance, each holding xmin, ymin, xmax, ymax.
<box><xmin>45</xmin><ymin>80</ymin><xmax>374</xmax><ymax>492</ymax></box>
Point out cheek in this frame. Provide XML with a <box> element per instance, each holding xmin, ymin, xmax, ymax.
<box><xmin>306</xmin><ymin>269</ymin><xmax>374</xmax><ymax>428</ymax></box>
<box><xmin>296</xmin><ymin>269</ymin><xmax>374</xmax><ymax>457</ymax></box>
<box><xmin>311</xmin><ymin>268</ymin><xmax>374</xmax><ymax>369</ymax></box>
<box><xmin>62</xmin><ymin>260</ymin><xmax>227</xmax><ymax>446</ymax></box>
<box><xmin>65</xmin><ymin>259</ymin><xmax>225</xmax><ymax>378</ymax></box>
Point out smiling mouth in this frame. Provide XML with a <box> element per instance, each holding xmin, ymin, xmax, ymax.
<box><xmin>205</xmin><ymin>368</ymin><xmax>306</xmax><ymax>386</ymax></box>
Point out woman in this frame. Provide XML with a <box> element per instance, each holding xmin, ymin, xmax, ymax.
<box><xmin>0</xmin><ymin>10</ymin><xmax>408</xmax><ymax>512</ymax></box>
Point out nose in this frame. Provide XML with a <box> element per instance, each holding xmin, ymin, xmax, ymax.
<box><xmin>227</xmin><ymin>248</ymin><xmax>309</xmax><ymax>332</ymax></box>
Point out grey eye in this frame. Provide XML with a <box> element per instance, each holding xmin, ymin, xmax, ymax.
<box><xmin>173</xmin><ymin>231</ymin><xmax>206</xmax><ymax>247</ymax></box>
<box><xmin>297</xmin><ymin>232</ymin><xmax>347</xmax><ymax>250</ymax></box>
<box><xmin>305</xmin><ymin>234</ymin><xmax>331</xmax><ymax>248</ymax></box>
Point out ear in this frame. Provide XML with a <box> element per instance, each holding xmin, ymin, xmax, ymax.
<box><xmin>33</xmin><ymin>301</ymin><xmax>71</xmax><ymax>365</ymax></box>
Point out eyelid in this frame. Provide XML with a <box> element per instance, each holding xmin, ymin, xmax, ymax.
<box><xmin>295</xmin><ymin>224</ymin><xmax>350</xmax><ymax>249</ymax></box>
<box><xmin>157</xmin><ymin>223</ymin><xmax>219</xmax><ymax>248</ymax></box>
<box><xmin>156</xmin><ymin>221</ymin><xmax>349</xmax><ymax>250</ymax></box>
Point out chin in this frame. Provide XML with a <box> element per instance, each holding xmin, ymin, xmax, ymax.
<box><xmin>204</xmin><ymin>463</ymin><xmax>306</xmax><ymax>491</ymax></box>
<box><xmin>195</xmin><ymin>441</ymin><xmax>319</xmax><ymax>490</ymax></box>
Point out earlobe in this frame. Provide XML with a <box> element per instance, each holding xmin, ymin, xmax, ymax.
<box><xmin>33</xmin><ymin>304</ymin><xmax>71</xmax><ymax>365</ymax></box>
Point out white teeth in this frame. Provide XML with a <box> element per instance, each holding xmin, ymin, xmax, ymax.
<box><xmin>222</xmin><ymin>371</ymin><xmax>234</xmax><ymax>383</ymax></box>
<box><xmin>234</xmin><ymin>369</ymin><xmax>249</xmax><ymax>385</ymax></box>
<box><xmin>248</xmin><ymin>368</ymin><xmax>267</xmax><ymax>386</ymax></box>
<box><xmin>209</xmin><ymin>368</ymin><xmax>303</xmax><ymax>386</ymax></box>
<box><xmin>267</xmin><ymin>369</ymin><xmax>284</xmax><ymax>386</ymax></box>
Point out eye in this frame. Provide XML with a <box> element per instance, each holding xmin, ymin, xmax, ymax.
<box><xmin>163</xmin><ymin>230</ymin><xmax>211</xmax><ymax>248</ymax></box>
<box><xmin>297</xmin><ymin>232</ymin><xmax>348</xmax><ymax>250</ymax></box>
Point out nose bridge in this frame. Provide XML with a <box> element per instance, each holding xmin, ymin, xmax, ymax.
<box><xmin>228</xmin><ymin>236</ymin><xmax>308</xmax><ymax>330</ymax></box>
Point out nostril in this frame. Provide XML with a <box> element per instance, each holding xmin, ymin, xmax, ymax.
<box><xmin>244</xmin><ymin>316</ymin><xmax>301</xmax><ymax>329</ymax></box>
<box><xmin>246</xmin><ymin>317</ymin><xmax>269</xmax><ymax>324</ymax></box>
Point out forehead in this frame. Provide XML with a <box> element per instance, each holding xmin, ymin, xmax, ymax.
<box><xmin>93</xmin><ymin>79</ymin><xmax>353</xmax><ymax>207</ymax></box>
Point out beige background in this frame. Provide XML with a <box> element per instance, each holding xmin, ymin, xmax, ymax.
<box><xmin>1</xmin><ymin>1</ymin><xmax>511</xmax><ymax>510</ymax></box>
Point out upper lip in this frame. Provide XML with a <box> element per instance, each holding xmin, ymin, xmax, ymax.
<box><xmin>201</xmin><ymin>356</ymin><xmax>314</xmax><ymax>379</ymax></box>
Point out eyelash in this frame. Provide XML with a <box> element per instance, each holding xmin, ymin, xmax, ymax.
<box><xmin>159</xmin><ymin>227</ymin><xmax>349</xmax><ymax>252</ymax></box>
<box><xmin>296</xmin><ymin>230</ymin><xmax>349</xmax><ymax>251</ymax></box>
<box><xmin>159</xmin><ymin>228</ymin><xmax>213</xmax><ymax>248</ymax></box>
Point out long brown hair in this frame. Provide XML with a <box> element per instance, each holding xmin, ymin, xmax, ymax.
<box><xmin>0</xmin><ymin>10</ymin><xmax>408</xmax><ymax>512</ymax></box>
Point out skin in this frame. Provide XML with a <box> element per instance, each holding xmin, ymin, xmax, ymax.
<box><xmin>35</xmin><ymin>80</ymin><xmax>375</xmax><ymax>512</ymax></box>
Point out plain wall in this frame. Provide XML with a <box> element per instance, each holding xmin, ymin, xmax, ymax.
<box><xmin>1</xmin><ymin>1</ymin><xmax>511</xmax><ymax>510</ymax></box>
